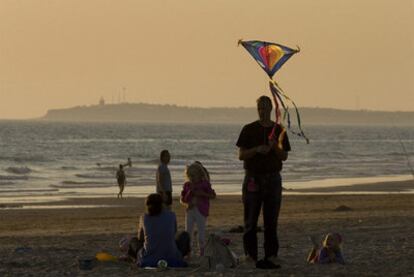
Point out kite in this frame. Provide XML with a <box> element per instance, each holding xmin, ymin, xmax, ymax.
<box><xmin>238</xmin><ymin>39</ymin><xmax>309</xmax><ymax>144</ymax></box>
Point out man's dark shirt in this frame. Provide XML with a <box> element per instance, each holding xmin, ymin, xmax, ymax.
<box><xmin>236</xmin><ymin>121</ymin><xmax>291</xmax><ymax>175</ymax></box>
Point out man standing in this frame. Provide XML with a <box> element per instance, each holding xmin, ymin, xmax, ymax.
<box><xmin>156</xmin><ymin>150</ymin><xmax>173</xmax><ymax>209</ymax></box>
<box><xmin>236</xmin><ymin>95</ymin><xmax>291</xmax><ymax>269</ymax></box>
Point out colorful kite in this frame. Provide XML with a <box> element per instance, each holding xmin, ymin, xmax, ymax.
<box><xmin>238</xmin><ymin>39</ymin><xmax>309</xmax><ymax>144</ymax></box>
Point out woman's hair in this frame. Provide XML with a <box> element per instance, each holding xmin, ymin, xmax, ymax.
<box><xmin>145</xmin><ymin>193</ymin><xmax>163</xmax><ymax>216</ymax></box>
<box><xmin>322</xmin><ymin>233</ymin><xmax>342</xmax><ymax>249</ymax></box>
<box><xmin>185</xmin><ymin>162</ymin><xmax>208</xmax><ymax>183</ymax></box>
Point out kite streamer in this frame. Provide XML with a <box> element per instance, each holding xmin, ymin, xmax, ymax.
<box><xmin>238</xmin><ymin>39</ymin><xmax>309</xmax><ymax>144</ymax></box>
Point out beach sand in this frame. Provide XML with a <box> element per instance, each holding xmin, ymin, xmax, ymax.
<box><xmin>1</xmin><ymin>192</ymin><xmax>414</xmax><ymax>276</ymax></box>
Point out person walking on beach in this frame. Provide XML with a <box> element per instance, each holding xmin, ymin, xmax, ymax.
<box><xmin>236</xmin><ymin>95</ymin><xmax>291</xmax><ymax>269</ymax></box>
<box><xmin>116</xmin><ymin>164</ymin><xmax>126</xmax><ymax>198</ymax></box>
<box><xmin>156</xmin><ymin>150</ymin><xmax>173</xmax><ymax>208</ymax></box>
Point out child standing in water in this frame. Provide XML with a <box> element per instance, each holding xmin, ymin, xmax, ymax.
<box><xmin>180</xmin><ymin>162</ymin><xmax>216</xmax><ymax>256</ymax></box>
<box><xmin>156</xmin><ymin>150</ymin><xmax>173</xmax><ymax>208</ymax></box>
<box><xmin>116</xmin><ymin>164</ymin><xmax>126</xmax><ymax>198</ymax></box>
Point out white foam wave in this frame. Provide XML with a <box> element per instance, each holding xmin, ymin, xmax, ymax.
<box><xmin>5</xmin><ymin>166</ymin><xmax>32</xmax><ymax>174</ymax></box>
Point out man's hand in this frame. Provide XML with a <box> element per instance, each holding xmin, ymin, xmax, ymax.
<box><xmin>268</xmin><ymin>139</ymin><xmax>288</xmax><ymax>161</ymax></box>
<box><xmin>256</xmin><ymin>144</ymin><xmax>271</xmax><ymax>154</ymax></box>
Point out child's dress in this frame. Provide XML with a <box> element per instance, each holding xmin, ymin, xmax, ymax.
<box><xmin>181</xmin><ymin>180</ymin><xmax>215</xmax><ymax>255</ymax></box>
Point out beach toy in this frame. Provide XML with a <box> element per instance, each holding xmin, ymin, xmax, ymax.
<box><xmin>96</xmin><ymin>252</ymin><xmax>117</xmax><ymax>262</ymax></box>
<box><xmin>157</xmin><ymin>259</ymin><xmax>168</xmax><ymax>270</ymax></box>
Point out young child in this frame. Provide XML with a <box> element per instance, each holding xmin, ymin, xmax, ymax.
<box><xmin>180</xmin><ymin>162</ymin><xmax>216</xmax><ymax>256</ymax></box>
<box><xmin>307</xmin><ymin>233</ymin><xmax>345</xmax><ymax>264</ymax></box>
<box><xmin>156</xmin><ymin>150</ymin><xmax>173</xmax><ymax>208</ymax></box>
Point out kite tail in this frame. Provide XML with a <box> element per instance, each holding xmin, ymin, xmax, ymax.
<box><xmin>268</xmin><ymin>82</ymin><xmax>285</xmax><ymax>141</ymax></box>
<box><xmin>269</xmin><ymin>81</ymin><xmax>291</xmax><ymax>127</ymax></box>
<box><xmin>268</xmin><ymin>81</ymin><xmax>292</xmax><ymax>148</ymax></box>
<box><xmin>270</xmin><ymin>80</ymin><xmax>310</xmax><ymax>144</ymax></box>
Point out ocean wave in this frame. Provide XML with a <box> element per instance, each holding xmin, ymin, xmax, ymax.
<box><xmin>386</xmin><ymin>151</ymin><xmax>414</xmax><ymax>157</ymax></box>
<box><xmin>5</xmin><ymin>166</ymin><xmax>32</xmax><ymax>174</ymax></box>
<box><xmin>95</xmin><ymin>166</ymin><xmax>117</xmax><ymax>171</ymax></box>
<box><xmin>0</xmin><ymin>175</ymin><xmax>29</xmax><ymax>181</ymax></box>
<box><xmin>61</xmin><ymin>166</ymin><xmax>78</xmax><ymax>170</ymax></box>
<box><xmin>0</xmin><ymin>188</ymin><xmax>58</xmax><ymax>193</ymax></box>
<box><xmin>61</xmin><ymin>180</ymin><xmax>103</xmax><ymax>185</ymax></box>
<box><xmin>75</xmin><ymin>174</ymin><xmax>111</xmax><ymax>179</ymax></box>
<box><xmin>140</xmin><ymin>158</ymin><xmax>159</xmax><ymax>164</ymax></box>
<box><xmin>12</xmin><ymin>155</ymin><xmax>52</xmax><ymax>163</ymax></box>
<box><xmin>310</xmin><ymin>151</ymin><xmax>346</xmax><ymax>159</ymax></box>
<box><xmin>0</xmin><ymin>181</ymin><xmax>16</xmax><ymax>186</ymax></box>
<box><xmin>51</xmin><ymin>182</ymin><xmax>113</xmax><ymax>189</ymax></box>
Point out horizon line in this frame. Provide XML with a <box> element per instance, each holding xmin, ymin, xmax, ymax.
<box><xmin>1</xmin><ymin>102</ymin><xmax>414</xmax><ymax>121</ymax></box>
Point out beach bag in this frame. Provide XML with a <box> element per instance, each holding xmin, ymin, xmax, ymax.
<box><xmin>201</xmin><ymin>234</ymin><xmax>238</xmax><ymax>270</ymax></box>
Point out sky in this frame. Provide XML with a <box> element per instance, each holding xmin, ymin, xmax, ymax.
<box><xmin>0</xmin><ymin>0</ymin><xmax>413</xmax><ymax>119</ymax></box>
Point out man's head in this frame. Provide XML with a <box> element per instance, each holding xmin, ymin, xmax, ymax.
<box><xmin>119</xmin><ymin>164</ymin><xmax>123</xmax><ymax>169</ymax></box>
<box><xmin>256</xmin><ymin>95</ymin><xmax>272</xmax><ymax>121</ymax></box>
<box><xmin>160</xmin><ymin>149</ymin><xmax>171</xmax><ymax>164</ymax></box>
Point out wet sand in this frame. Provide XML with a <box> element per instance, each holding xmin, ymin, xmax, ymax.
<box><xmin>289</xmin><ymin>179</ymin><xmax>414</xmax><ymax>193</ymax></box>
<box><xmin>1</xmin><ymin>193</ymin><xmax>414</xmax><ymax>276</ymax></box>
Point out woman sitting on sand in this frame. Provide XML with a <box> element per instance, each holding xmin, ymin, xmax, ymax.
<box><xmin>128</xmin><ymin>193</ymin><xmax>190</xmax><ymax>267</ymax></box>
<box><xmin>307</xmin><ymin>233</ymin><xmax>345</xmax><ymax>264</ymax></box>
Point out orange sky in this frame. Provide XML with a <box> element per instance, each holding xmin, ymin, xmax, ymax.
<box><xmin>0</xmin><ymin>0</ymin><xmax>413</xmax><ymax>119</ymax></box>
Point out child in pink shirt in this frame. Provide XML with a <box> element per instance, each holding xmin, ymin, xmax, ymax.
<box><xmin>180</xmin><ymin>162</ymin><xmax>216</xmax><ymax>256</ymax></box>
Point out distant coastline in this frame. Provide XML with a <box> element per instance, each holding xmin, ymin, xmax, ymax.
<box><xmin>41</xmin><ymin>102</ymin><xmax>414</xmax><ymax>125</ymax></box>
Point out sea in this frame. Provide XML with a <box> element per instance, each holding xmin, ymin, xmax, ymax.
<box><xmin>0</xmin><ymin>121</ymin><xmax>413</xmax><ymax>206</ymax></box>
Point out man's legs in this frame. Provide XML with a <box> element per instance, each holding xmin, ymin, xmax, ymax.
<box><xmin>120</xmin><ymin>184</ymin><xmax>125</xmax><ymax>198</ymax></box>
<box><xmin>165</xmin><ymin>191</ymin><xmax>172</xmax><ymax>207</ymax></box>
<box><xmin>262</xmin><ymin>173</ymin><xmax>282</xmax><ymax>258</ymax></box>
<box><xmin>242</xmin><ymin>176</ymin><xmax>262</xmax><ymax>260</ymax></box>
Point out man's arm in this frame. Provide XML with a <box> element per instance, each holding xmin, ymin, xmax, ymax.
<box><xmin>267</xmin><ymin>136</ymin><xmax>288</xmax><ymax>161</ymax></box>
<box><xmin>238</xmin><ymin>145</ymin><xmax>272</xmax><ymax>161</ymax></box>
